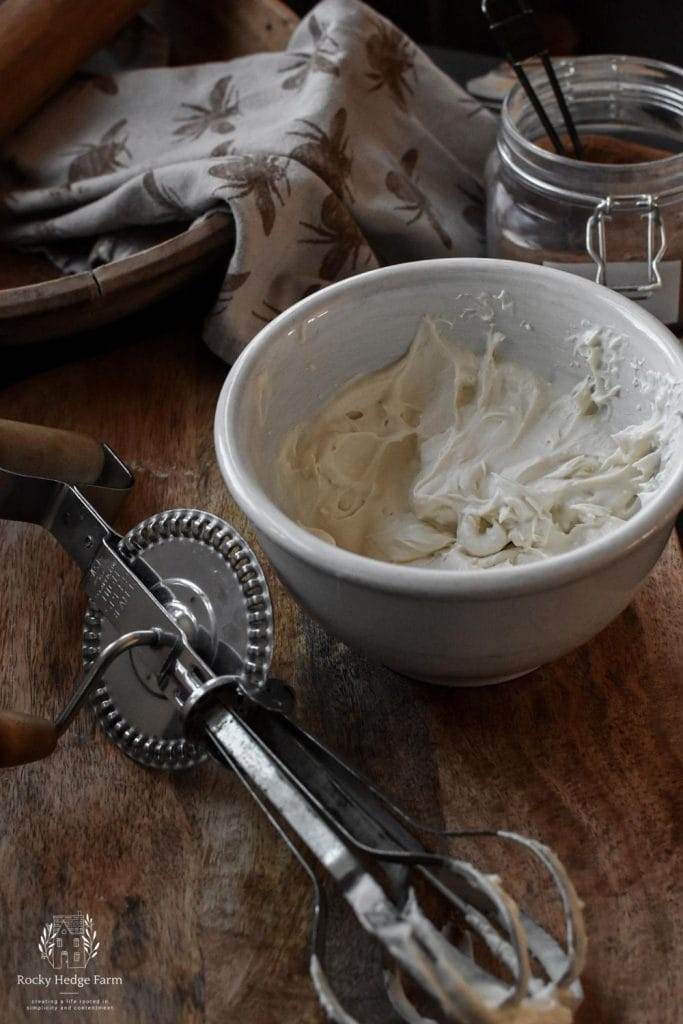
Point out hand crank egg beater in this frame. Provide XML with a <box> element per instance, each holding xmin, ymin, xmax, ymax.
<box><xmin>0</xmin><ymin>419</ymin><xmax>586</xmax><ymax>1024</ymax></box>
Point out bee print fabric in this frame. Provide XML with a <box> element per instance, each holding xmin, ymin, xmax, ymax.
<box><xmin>0</xmin><ymin>0</ymin><xmax>496</xmax><ymax>363</ymax></box>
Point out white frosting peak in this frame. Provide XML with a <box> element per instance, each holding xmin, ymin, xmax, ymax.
<box><xmin>276</xmin><ymin>318</ymin><xmax>665</xmax><ymax>570</ymax></box>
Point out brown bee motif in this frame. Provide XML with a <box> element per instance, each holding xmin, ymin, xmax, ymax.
<box><xmin>174</xmin><ymin>76</ymin><xmax>240</xmax><ymax>141</ymax></box>
<box><xmin>288</xmin><ymin>108</ymin><xmax>353</xmax><ymax>203</ymax></box>
<box><xmin>278</xmin><ymin>14</ymin><xmax>341</xmax><ymax>91</ymax></box>
<box><xmin>89</xmin><ymin>75</ymin><xmax>119</xmax><ymax>95</ymax></box>
<box><xmin>210</xmin><ymin>141</ymin><xmax>235</xmax><ymax>158</ymax></box>
<box><xmin>67</xmin><ymin>119</ymin><xmax>131</xmax><ymax>184</ymax></box>
<box><xmin>459</xmin><ymin>93</ymin><xmax>488</xmax><ymax>120</ymax></box>
<box><xmin>210</xmin><ymin>270</ymin><xmax>251</xmax><ymax>317</ymax></box>
<box><xmin>66</xmin><ymin>73</ymin><xmax>119</xmax><ymax>102</ymax></box>
<box><xmin>386</xmin><ymin>148</ymin><xmax>452</xmax><ymax>250</ymax></box>
<box><xmin>365</xmin><ymin>21</ymin><xmax>417</xmax><ymax>112</ymax></box>
<box><xmin>300</xmin><ymin>192</ymin><xmax>372</xmax><ymax>280</ymax></box>
<box><xmin>252</xmin><ymin>284</ymin><xmax>320</xmax><ymax>325</ymax></box>
<box><xmin>209</xmin><ymin>156</ymin><xmax>291</xmax><ymax>237</ymax></box>
<box><xmin>141</xmin><ymin>171</ymin><xmax>187</xmax><ymax>218</ymax></box>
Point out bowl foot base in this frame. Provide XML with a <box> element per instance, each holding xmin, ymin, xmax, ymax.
<box><xmin>391</xmin><ymin>666</ymin><xmax>541</xmax><ymax>688</ymax></box>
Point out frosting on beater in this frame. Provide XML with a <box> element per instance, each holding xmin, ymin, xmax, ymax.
<box><xmin>276</xmin><ymin>317</ymin><xmax>664</xmax><ymax>569</ymax></box>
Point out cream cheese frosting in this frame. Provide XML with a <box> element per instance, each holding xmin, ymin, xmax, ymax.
<box><xmin>275</xmin><ymin>317</ymin><xmax>664</xmax><ymax>570</ymax></box>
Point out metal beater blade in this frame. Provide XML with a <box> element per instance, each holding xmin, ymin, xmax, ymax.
<box><xmin>202</xmin><ymin>700</ymin><xmax>586</xmax><ymax>1024</ymax></box>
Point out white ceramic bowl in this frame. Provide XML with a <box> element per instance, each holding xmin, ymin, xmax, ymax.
<box><xmin>215</xmin><ymin>259</ymin><xmax>683</xmax><ymax>685</ymax></box>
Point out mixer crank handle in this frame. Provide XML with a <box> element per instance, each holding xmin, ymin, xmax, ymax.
<box><xmin>0</xmin><ymin>419</ymin><xmax>105</xmax><ymax>486</ymax></box>
<box><xmin>0</xmin><ymin>711</ymin><xmax>59</xmax><ymax>767</ymax></box>
<box><xmin>0</xmin><ymin>628</ymin><xmax>178</xmax><ymax>767</ymax></box>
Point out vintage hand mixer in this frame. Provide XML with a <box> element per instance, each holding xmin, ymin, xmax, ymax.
<box><xmin>0</xmin><ymin>419</ymin><xmax>586</xmax><ymax>1024</ymax></box>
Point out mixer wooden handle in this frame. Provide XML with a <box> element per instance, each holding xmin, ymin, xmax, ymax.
<box><xmin>0</xmin><ymin>711</ymin><xmax>58</xmax><ymax>766</ymax></box>
<box><xmin>0</xmin><ymin>418</ymin><xmax>105</xmax><ymax>484</ymax></box>
<box><xmin>0</xmin><ymin>0</ymin><xmax>147</xmax><ymax>140</ymax></box>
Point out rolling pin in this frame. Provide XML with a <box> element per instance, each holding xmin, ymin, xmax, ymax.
<box><xmin>0</xmin><ymin>418</ymin><xmax>104</xmax><ymax>483</ymax></box>
<box><xmin>0</xmin><ymin>0</ymin><xmax>148</xmax><ymax>140</ymax></box>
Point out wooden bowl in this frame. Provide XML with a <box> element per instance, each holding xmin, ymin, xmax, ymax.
<box><xmin>0</xmin><ymin>0</ymin><xmax>296</xmax><ymax>346</ymax></box>
<box><xmin>0</xmin><ymin>213</ymin><xmax>234</xmax><ymax>345</ymax></box>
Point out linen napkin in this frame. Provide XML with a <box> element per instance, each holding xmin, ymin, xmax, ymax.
<box><xmin>0</xmin><ymin>0</ymin><xmax>496</xmax><ymax>362</ymax></box>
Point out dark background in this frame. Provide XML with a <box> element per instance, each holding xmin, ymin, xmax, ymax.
<box><xmin>288</xmin><ymin>0</ymin><xmax>683</xmax><ymax>65</ymax></box>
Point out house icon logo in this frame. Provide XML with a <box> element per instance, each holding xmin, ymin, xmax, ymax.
<box><xmin>38</xmin><ymin>914</ymin><xmax>99</xmax><ymax>970</ymax></box>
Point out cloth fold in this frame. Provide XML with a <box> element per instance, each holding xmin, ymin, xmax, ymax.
<box><xmin>0</xmin><ymin>0</ymin><xmax>496</xmax><ymax>362</ymax></box>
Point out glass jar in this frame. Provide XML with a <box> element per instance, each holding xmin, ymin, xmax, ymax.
<box><xmin>486</xmin><ymin>55</ymin><xmax>683</xmax><ymax>328</ymax></box>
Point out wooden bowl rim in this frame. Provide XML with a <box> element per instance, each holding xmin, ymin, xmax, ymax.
<box><xmin>0</xmin><ymin>211</ymin><xmax>233</xmax><ymax>318</ymax></box>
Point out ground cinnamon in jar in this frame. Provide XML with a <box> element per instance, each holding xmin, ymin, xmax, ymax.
<box><xmin>486</xmin><ymin>56</ymin><xmax>683</xmax><ymax>328</ymax></box>
<box><xmin>535</xmin><ymin>133</ymin><xmax>674</xmax><ymax>164</ymax></box>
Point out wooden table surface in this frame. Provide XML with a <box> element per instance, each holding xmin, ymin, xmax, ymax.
<box><xmin>0</xmin><ymin>298</ymin><xmax>681</xmax><ymax>1024</ymax></box>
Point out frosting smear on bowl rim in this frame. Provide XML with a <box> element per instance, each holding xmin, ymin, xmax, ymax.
<box><xmin>275</xmin><ymin>317</ymin><xmax>665</xmax><ymax>570</ymax></box>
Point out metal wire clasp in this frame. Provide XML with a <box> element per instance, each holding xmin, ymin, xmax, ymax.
<box><xmin>586</xmin><ymin>193</ymin><xmax>667</xmax><ymax>297</ymax></box>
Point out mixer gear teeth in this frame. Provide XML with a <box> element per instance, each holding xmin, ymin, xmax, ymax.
<box><xmin>83</xmin><ymin>509</ymin><xmax>274</xmax><ymax>771</ymax></box>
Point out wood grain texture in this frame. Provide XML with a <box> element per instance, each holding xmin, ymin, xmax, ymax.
<box><xmin>0</xmin><ymin>321</ymin><xmax>680</xmax><ymax>1023</ymax></box>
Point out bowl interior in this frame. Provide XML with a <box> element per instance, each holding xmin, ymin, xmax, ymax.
<box><xmin>230</xmin><ymin>260</ymin><xmax>683</xmax><ymax>513</ymax></box>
